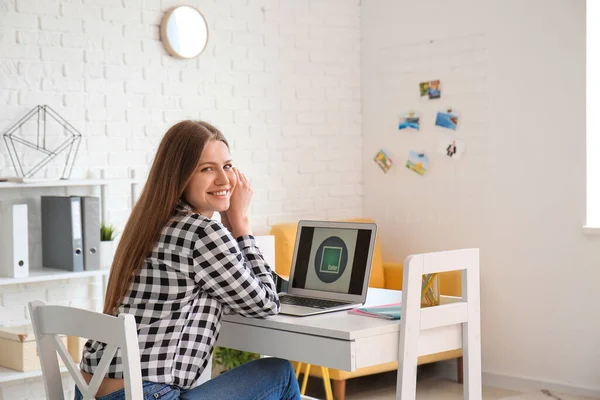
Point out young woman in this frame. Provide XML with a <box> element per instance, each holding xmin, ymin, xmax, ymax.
<box><xmin>78</xmin><ymin>120</ymin><xmax>301</xmax><ymax>400</ymax></box>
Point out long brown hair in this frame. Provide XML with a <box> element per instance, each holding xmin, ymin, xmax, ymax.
<box><xmin>103</xmin><ymin>120</ymin><xmax>229</xmax><ymax>315</ymax></box>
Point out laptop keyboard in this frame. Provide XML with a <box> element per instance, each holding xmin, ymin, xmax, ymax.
<box><xmin>279</xmin><ymin>295</ymin><xmax>350</xmax><ymax>309</ymax></box>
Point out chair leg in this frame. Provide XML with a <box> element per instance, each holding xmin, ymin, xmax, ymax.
<box><xmin>300</xmin><ymin>364</ymin><xmax>311</xmax><ymax>395</ymax></box>
<box><xmin>457</xmin><ymin>357</ymin><xmax>464</xmax><ymax>384</ymax></box>
<box><xmin>295</xmin><ymin>362</ymin><xmax>303</xmax><ymax>380</ymax></box>
<box><xmin>332</xmin><ymin>379</ymin><xmax>346</xmax><ymax>400</ymax></box>
<box><xmin>320</xmin><ymin>366</ymin><xmax>333</xmax><ymax>400</ymax></box>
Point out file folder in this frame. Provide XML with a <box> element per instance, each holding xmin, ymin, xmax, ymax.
<box><xmin>81</xmin><ymin>197</ymin><xmax>100</xmax><ymax>271</ymax></box>
<box><xmin>41</xmin><ymin>196</ymin><xmax>84</xmax><ymax>272</ymax></box>
<box><xmin>0</xmin><ymin>202</ymin><xmax>29</xmax><ymax>278</ymax></box>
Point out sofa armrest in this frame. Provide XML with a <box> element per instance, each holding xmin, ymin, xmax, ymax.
<box><xmin>383</xmin><ymin>262</ymin><xmax>404</xmax><ymax>290</ymax></box>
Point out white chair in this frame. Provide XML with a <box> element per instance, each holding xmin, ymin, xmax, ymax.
<box><xmin>397</xmin><ymin>248</ymin><xmax>483</xmax><ymax>400</ymax></box>
<box><xmin>28</xmin><ymin>301</ymin><xmax>143</xmax><ymax>400</ymax></box>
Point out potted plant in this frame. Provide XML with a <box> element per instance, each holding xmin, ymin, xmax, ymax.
<box><xmin>211</xmin><ymin>347</ymin><xmax>259</xmax><ymax>377</ymax></box>
<box><xmin>99</xmin><ymin>222</ymin><xmax>118</xmax><ymax>270</ymax></box>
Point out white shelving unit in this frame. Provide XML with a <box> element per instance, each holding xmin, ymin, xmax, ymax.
<box><xmin>0</xmin><ymin>176</ymin><xmax>141</xmax><ymax>222</ymax></box>
<box><xmin>0</xmin><ymin>268</ymin><xmax>109</xmax><ymax>287</ymax></box>
<box><xmin>0</xmin><ymin>178</ymin><xmax>137</xmax><ymax>189</ymax></box>
<box><xmin>0</xmin><ymin>366</ymin><xmax>68</xmax><ymax>384</ymax></box>
<box><xmin>0</xmin><ymin>175</ymin><xmax>139</xmax><ymax>285</ymax></box>
<box><xmin>0</xmin><ymin>176</ymin><xmax>140</xmax><ymax>384</ymax></box>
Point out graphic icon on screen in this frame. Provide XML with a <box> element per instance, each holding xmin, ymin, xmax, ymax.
<box><xmin>320</xmin><ymin>247</ymin><xmax>343</xmax><ymax>274</ymax></box>
<box><xmin>314</xmin><ymin>237</ymin><xmax>348</xmax><ymax>283</ymax></box>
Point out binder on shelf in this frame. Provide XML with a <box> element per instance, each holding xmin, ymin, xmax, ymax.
<box><xmin>41</xmin><ymin>196</ymin><xmax>84</xmax><ymax>272</ymax></box>
<box><xmin>0</xmin><ymin>202</ymin><xmax>29</xmax><ymax>278</ymax></box>
<box><xmin>81</xmin><ymin>197</ymin><xmax>100</xmax><ymax>271</ymax></box>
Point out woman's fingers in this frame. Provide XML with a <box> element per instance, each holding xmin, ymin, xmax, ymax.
<box><xmin>235</xmin><ymin>168</ymin><xmax>251</xmax><ymax>190</ymax></box>
<box><xmin>234</xmin><ymin>168</ymin><xmax>243</xmax><ymax>185</ymax></box>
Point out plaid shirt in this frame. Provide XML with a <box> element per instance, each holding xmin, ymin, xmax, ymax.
<box><xmin>80</xmin><ymin>201</ymin><xmax>280</xmax><ymax>389</ymax></box>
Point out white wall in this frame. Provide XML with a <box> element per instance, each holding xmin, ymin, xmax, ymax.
<box><xmin>362</xmin><ymin>0</ymin><xmax>600</xmax><ymax>396</ymax></box>
<box><xmin>0</xmin><ymin>0</ymin><xmax>361</xmax><ymax>398</ymax></box>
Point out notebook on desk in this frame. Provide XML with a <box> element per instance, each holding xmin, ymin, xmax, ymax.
<box><xmin>348</xmin><ymin>302</ymin><xmax>402</xmax><ymax>320</ymax></box>
<box><xmin>278</xmin><ymin>220</ymin><xmax>377</xmax><ymax>317</ymax></box>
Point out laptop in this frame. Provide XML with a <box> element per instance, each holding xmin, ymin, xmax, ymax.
<box><xmin>278</xmin><ymin>220</ymin><xmax>378</xmax><ymax>317</ymax></box>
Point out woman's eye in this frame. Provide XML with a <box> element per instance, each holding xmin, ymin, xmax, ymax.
<box><xmin>224</xmin><ymin>164</ymin><xmax>233</xmax><ymax>170</ymax></box>
<box><xmin>201</xmin><ymin>167</ymin><xmax>212</xmax><ymax>172</ymax></box>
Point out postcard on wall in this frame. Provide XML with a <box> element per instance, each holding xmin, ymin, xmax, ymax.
<box><xmin>399</xmin><ymin>111</ymin><xmax>420</xmax><ymax>131</ymax></box>
<box><xmin>374</xmin><ymin>149</ymin><xmax>393</xmax><ymax>173</ymax></box>
<box><xmin>419</xmin><ymin>80</ymin><xmax>441</xmax><ymax>99</ymax></box>
<box><xmin>435</xmin><ymin>109</ymin><xmax>459</xmax><ymax>130</ymax></box>
<box><xmin>438</xmin><ymin>138</ymin><xmax>466</xmax><ymax>159</ymax></box>
<box><xmin>419</xmin><ymin>81</ymin><xmax>430</xmax><ymax>96</ymax></box>
<box><xmin>428</xmin><ymin>80</ymin><xmax>441</xmax><ymax>99</ymax></box>
<box><xmin>405</xmin><ymin>151</ymin><xmax>428</xmax><ymax>176</ymax></box>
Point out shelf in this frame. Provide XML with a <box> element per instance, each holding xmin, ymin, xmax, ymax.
<box><xmin>0</xmin><ymin>269</ymin><xmax>109</xmax><ymax>286</ymax></box>
<box><xmin>0</xmin><ymin>178</ymin><xmax>140</xmax><ymax>189</ymax></box>
<box><xmin>0</xmin><ymin>366</ymin><xmax>68</xmax><ymax>383</ymax></box>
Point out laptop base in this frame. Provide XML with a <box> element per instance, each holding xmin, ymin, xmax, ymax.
<box><xmin>278</xmin><ymin>302</ymin><xmax>360</xmax><ymax>317</ymax></box>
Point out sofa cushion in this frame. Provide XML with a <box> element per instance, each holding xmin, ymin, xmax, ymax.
<box><xmin>270</xmin><ymin>222</ymin><xmax>297</xmax><ymax>277</ymax></box>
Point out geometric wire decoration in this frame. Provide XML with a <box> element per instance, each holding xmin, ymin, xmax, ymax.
<box><xmin>2</xmin><ymin>104</ymin><xmax>82</xmax><ymax>179</ymax></box>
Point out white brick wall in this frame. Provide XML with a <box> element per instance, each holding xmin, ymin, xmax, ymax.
<box><xmin>0</xmin><ymin>0</ymin><xmax>361</xmax><ymax>397</ymax></box>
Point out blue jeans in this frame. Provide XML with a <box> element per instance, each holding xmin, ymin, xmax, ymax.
<box><xmin>75</xmin><ymin>357</ymin><xmax>301</xmax><ymax>400</ymax></box>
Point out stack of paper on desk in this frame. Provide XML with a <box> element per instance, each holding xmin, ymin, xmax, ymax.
<box><xmin>348</xmin><ymin>302</ymin><xmax>402</xmax><ymax>320</ymax></box>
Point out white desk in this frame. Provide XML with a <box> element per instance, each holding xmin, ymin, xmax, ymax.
<box><xmin>216</xmin><ymin>249</ymin><xmax>482</xmax><ymax>400</ymax></box>
<box><xmin>217</xmin><ymin>289</ymin><xmax>462</xmax><ymax>388</ymax></box>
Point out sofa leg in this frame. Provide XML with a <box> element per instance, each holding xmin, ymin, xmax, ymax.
<box><xmin>457</xmin><ymin>357</ymin><xmax>464</xmax><ymax>384</ymax></box>
<box><xmin>332</xmin><ymin>379</ymin><xmax>346</xmax><ymax>400</ymax></box>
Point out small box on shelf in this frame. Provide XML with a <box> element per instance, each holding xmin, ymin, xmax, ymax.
<box><xmin>0</xmin><ymin>325</ymin><xmax>66</xmax><ymax>372</ymax></box>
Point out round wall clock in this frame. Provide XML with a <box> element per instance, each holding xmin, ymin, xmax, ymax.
<box><xmin>160</xmin><ymin>6</ymin><xmax>208</xmax><ymax>59</ymax></box>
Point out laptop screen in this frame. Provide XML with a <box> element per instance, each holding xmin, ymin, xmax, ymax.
<box><xmin>291</xmin><ymin>226</ymin><xmax>374</xmax><ymax>295</ymax></box>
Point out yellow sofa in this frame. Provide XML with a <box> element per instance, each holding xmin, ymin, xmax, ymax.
<box><xmin>270</xmin><ymin>218</ymin><xmax>463</xmax><ymax>400</ymax></box>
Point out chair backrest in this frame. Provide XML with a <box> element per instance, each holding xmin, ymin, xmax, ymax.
<box><xmin>269</xmin><ymin>218</ymin><xmax>385</xmax><ymax>288</ymax></box>
<box><xmin>28</xmin><ymin>301</ymin><xmax>143</xmax><ymax>400</ymax></box>
<box><xmin>397</xmin><ymin>248</ymin><xmax>482</xmax><ymax>399</ymax></box>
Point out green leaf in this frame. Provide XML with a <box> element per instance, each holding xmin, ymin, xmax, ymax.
<box><xmin>100</xmin><ymin>221</ymin><xmax>117</xmax><ymax>241</ymax></box>
<box><xmin>212</xmin><ymin>347</ymin><xmax>259</xmax><ymax>373</ymax></box>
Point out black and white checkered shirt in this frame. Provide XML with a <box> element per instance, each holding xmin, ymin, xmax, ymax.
<box><xmin>80</xmin><ymin>200</ymin><xmax>280</xmax><ymax>389</ymax></box>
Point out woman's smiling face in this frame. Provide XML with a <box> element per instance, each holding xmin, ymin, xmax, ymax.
<box><xmin>183</xmin><ymin>139</ymin><xmax>237</xmax><ymax>218</ymax></box>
